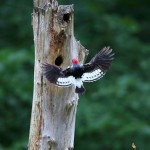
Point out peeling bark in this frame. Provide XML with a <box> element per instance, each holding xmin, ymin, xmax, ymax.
<box><xmin>28</xmin><ymin>0</ymin><xmax>88</xmax><ymax>149</ymax></box>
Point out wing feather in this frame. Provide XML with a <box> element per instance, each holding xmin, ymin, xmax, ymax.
<box><xmin>81</xmin><ymin>46</ymin><xmax>114</xmax><ymax>82</ymax></box>
<box><xmin>42</xmin><ymin>63</ymin><xmax>73</xmax><ymax>86</ymax></box>
<box><xmin>83</xmin><ymin>46</ymin><xmax>114</xmax><ymax>72</ymax></box>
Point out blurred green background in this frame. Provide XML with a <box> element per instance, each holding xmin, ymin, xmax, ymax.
<box><xmin>0</xmin><ymin>0</ymin><xmax>150</xmax><ymax>149</ymax></box>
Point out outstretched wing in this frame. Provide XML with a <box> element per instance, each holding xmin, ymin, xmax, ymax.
<box><xmin>42</xmin><ymin>63</ymin><xmax>74</xmax><ymax>87</ymax></box>
<box><xmin>81</xmin><ymin>46</ymin><xmax>114</xmax><ymax>82</ymax></box>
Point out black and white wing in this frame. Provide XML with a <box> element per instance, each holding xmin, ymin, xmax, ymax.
<box><xmin>42</xmin><ymin>63</ymin><xmax>73</xmax><ymax>87</ymax></box>
<box><xmin>81</xmin><ymin>46</ymin><xmax>114</xmax><ymax>82</ymax></box>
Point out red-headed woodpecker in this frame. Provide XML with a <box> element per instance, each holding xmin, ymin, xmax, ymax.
<box><xmin>42</xmin><ymin>46</ymin><xmax>114</xmax><ymax>94</ymax></box>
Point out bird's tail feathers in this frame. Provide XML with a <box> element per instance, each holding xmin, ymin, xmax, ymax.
<box><xmin>75</xmin><ymin>86</ymin><xmax>85</xmax><ymax>94</ymax></box>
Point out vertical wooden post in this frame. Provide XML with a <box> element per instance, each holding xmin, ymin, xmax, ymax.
<box><xmin>28</xmin><ymin>0</ymin><xmax>88</xmax><ymax>149</ymax></box>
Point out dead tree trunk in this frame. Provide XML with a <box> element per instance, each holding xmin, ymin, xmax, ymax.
<box><xmin>28</xmin><ymin>0</ymin><xmax>88</xmax><ymax>149</ymax></box>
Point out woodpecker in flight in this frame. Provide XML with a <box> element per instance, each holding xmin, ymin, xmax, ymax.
<box><xmin>42</xmin><ymin>46</ymin><xmax>114</xmax><ymax>94</ymax></box>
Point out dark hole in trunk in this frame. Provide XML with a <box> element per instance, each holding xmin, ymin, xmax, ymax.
<box><xmin>63</xmin><ymin>13</ymin><xmax>70</xmax><ymax>22</ymax></box>
<box><xmin>55</xmin><ymin>55</ymin><xmax>63</xmax><ymax>66</ymax></box>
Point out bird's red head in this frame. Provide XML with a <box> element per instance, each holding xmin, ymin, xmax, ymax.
<box><xmin>72</xmin><ymin>58</ymin><xmax>79</xmax><ymax>65</ymax></box>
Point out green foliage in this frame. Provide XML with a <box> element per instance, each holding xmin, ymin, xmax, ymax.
<box><xmin>0</xmin><ymin>49</ymin><xmax>33</xmax><ymax>149</ymax></box>
<box><xmin>0</xmin><ymin>0</ymin><xmax>150</xmax><ymax>149</ymax></box>
<box><xmin>0</xmin><ymin>0</ymin><xmax>33</xmax><ymax>48</ymax></box>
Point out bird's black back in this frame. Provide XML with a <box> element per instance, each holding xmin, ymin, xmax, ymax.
<box><xmin>70</xmin><ymin>65</ymin><xmax>83</xmax><ymax>79</ymax></box>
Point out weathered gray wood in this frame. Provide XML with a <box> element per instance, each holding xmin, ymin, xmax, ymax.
<box><xmin>28</xmin><ymin>0</ymin><xmax>88</xmax><ymax>149</ymax></box>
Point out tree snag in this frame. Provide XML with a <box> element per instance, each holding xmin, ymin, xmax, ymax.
<box><xmin>28</xmin><ymin>0</ymin><xmax>88</xmax><ymax>149</ymax></box>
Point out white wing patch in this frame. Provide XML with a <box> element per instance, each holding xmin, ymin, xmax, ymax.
<box><xmin>82</xmin><ymin>69</ymin><xmax>105</xmax><ymax>82</ymax></box>
<box><xmin>56</xmin><ymin>76</ymin><xmax>75</xmax><ymax>87</ymax></box>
